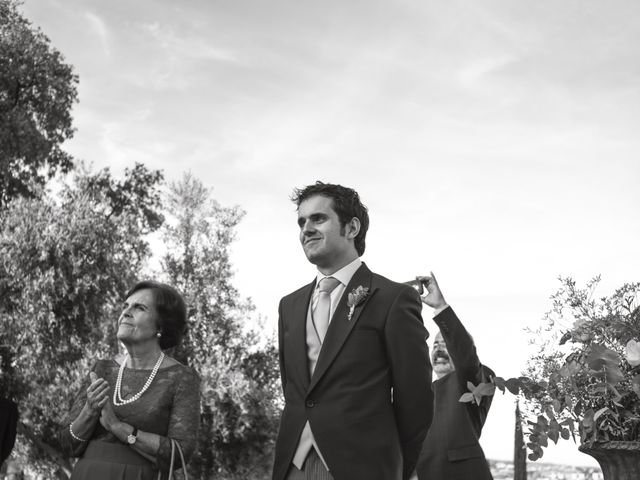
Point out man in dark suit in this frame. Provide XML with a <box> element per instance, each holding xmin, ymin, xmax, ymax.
<box><xmin>273</xmin><ymin>182</ymin><xmax>433</xmax><ymax>480</ymax></box>
<box><xmin>413</xmin><ymin>273</ymin><xmax>494</xmax><ymax>480</ymax></box>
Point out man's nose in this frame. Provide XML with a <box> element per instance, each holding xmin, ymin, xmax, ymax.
<box><xmin>301</xmin><ymin>220</ymin><xmax>315</xmax><ymax>235</ymax></box>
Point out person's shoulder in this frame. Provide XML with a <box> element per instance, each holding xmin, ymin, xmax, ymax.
<box><xmin>164</xmin><ymin>357</ymin><xmax>201</xmax><ymax>382</ymax></box>
<box><xmin>481</xmin><ymin>364</ymin><xmax>496</xmax><ymax>380</ymax></box>
<box><xmin>280</xmin><ymin>280</ymin><xmax>315</xmax><ymax>303</ymax></box>
<box><xmin>94</xmin><ymin>358</ymin><xmax>115</xmax><ymax>366</ymax></box>
<box><xmin>370</xmin><ymin>271</ymin><xmax>416</xmax><ymax>297</ymax></box>
<box><xmin>367</xmin><ymin>272</ymin><xmax>422</xmax><ymax>314</ymax></box>
<box><xmin>93</xmin><ymin>358</ymin><xmax>118</xmax><ymax>375</ymax></box>
<box><xmin>371</xmin><ymin>271</ymin><xmax>401</xmax><ymax>288</ymax></box>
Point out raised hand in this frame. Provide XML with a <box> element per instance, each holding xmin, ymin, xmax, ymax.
<box><xmin>416</xmin><ymin>272</ymin><xmax>447</xmax><ymax>310</ymax></box>
<box><xmin>99</xmin><ymin>398</ymin><xmax>121</xmax><ymax>433</ymax></box>
<box><xmin>86</xmin><ymin>371</ymin><xmax>110</xmax><ymax>414</ymax></box>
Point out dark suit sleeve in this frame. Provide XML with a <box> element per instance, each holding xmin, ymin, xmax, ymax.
<box><xmin>277</xmin><ymin>298</ymin><xmax>287</xmax><ymax>396</ymax></box>
<box><xmin>384</xmin><ymin>286</ymin><xmax>433</xmax><ymax>479</ymax></box>
<box><xmin>433</xmin><ymin>306</ymin><xmax>494</xmax><ymax>430</ymax></box>
<box><xmin>0</xmin><ymin>399</ymin><xmax>18</xmax><ymax>466</ymax></box>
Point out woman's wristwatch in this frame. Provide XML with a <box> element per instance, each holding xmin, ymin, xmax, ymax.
<box><xmin>127</xmin><ymin>426</ymin><xmax>138</xmax><ymax>445</ymax></box>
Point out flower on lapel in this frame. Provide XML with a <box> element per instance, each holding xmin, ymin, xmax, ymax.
<box><xmin>347</xmin><ymin>286</ymin><xmax>369</xmax><ymax>321</ymax></box>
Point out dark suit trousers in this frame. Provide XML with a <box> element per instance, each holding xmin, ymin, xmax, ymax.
<box><xmin>285</xmin><ymin>449</ymin><xmax>335</xmax><ymax>480</ymax></box>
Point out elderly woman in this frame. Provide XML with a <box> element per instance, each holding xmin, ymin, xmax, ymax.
<box><xmin>59</xmin><ymin>281</ymin><xmax>200</xmax><ymax>480</ymax></box>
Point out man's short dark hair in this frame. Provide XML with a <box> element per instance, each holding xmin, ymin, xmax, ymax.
<box><xmin>291</xmin><ymin>181</ymin><xmax>369</xmax><ymax>256</ymax></box>
<box><xmin>125</xmin><ymin>281</ymin><xmax>187</xmax><ymax>350</ymax></box>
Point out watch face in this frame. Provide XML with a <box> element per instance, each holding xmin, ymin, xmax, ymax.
<box><xmin>127</xmin><ymin>435</ymin><xmax>136</xmax><ymax>445</ymax></box>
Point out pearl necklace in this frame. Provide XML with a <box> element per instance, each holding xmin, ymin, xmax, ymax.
<box><xmin>113</xmin><ymin>352</ymin><xmax>165</xmax><ymax>406</ymax></box>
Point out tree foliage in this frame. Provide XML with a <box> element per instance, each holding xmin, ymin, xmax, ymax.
<box><xmin>0</xmin><ymin>165</ymin><xmax>163</xmax><ymax>478</ymax></box>
<box><xmin>479</xmin><ymin>277</ymin><xmax>640</xmax><ymax>461</ymax></box>
<box><xmin>161</xmin><ymin>173</ymin><xmax>280</xmax><ymax>479</ymax></box>
<box><xmin>78</xmin><ymin>163</ymin><xmax>165</xmax><ymax>234</ymax></box>
<box><xmin>0</xmin><ymin>0</ymin><xmax>78</xmax><ymax>206</ymax></box>
<box><xmin>0</xmin><ymin>168</ymin><xmax>281</xmax><ymax>479</ymax></box>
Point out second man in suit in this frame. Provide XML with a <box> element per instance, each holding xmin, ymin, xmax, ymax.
<box><xmin>414</xmin><ymin>273</ymin><xmax>495</xmax><ymax>480</ymax></box>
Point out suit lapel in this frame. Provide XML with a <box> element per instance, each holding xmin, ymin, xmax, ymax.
<box><xmin>288</xmin><ymin>280</ymin><xmax>316</xmax><ymax>391</ymax></box>
<box><xmin>308</xmin><ymin>263</ymin><xmax>377</xmax><ymax>393</ymax></box>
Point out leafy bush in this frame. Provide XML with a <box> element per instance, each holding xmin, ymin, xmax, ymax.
<box><xmin>487</xmin><ymin>277</ymin><xmax>640</xmax><ymax>460</ymax></box>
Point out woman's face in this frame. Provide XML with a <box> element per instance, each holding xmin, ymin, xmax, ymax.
<box><xmin>116</xmin><ymin>289</ymin><xmax>161</xmax><ymax>347</ymax></box>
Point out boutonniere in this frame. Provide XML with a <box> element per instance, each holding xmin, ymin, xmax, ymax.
<box><xmin>347</xmin><ymin>286</ymin><xmax>369</xmax><ymax>321</ymax></box>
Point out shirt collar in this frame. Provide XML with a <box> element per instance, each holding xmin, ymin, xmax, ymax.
<box><xmin>315</xmin><ymin>257</ymin><xmax>362</xmax><ymax>289</ymax></box>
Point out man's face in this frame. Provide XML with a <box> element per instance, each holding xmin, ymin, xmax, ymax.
<box><xmin>432</xmin><ymin>331</ymin><xmax>455</xmax><ymax>378</ymax></box>
<box><xmin>297</xmin><ymin>195</ymin><xmax>355</xmax><ymax>272</ymax></box>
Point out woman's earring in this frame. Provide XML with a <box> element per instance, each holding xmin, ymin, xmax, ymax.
<box><xmin>156</xmin><ymin>332</ymin><xmax>162</xmax><ymax>338</ymax></box>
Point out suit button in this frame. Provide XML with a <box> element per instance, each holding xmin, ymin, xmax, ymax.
<box><xmin>306</xmin><ymin>400</ymin><xmax>315</xmax><ymax>408</ymax></box>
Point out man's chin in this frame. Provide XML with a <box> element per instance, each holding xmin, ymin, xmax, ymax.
<box><xmin>433</xmin><ymin>364</ymin><xmax>453</xmax><ymax>377</ymax></box>
<box><xmin>303</xmin><ymin>248</ymin><xmax>323</xmax><ymax>265</ymax></box>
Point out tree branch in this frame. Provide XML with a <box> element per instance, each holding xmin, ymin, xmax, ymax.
<box><xmin>16</xmin><ymin>421</ymin><xmax>72</xmax><ymax>479</ymax></box>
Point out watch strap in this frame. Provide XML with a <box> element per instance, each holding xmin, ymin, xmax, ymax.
<box><xmin>127</xmin><ymin>426</ymin><xmax>138</xmax><ymax>444</ymax></box>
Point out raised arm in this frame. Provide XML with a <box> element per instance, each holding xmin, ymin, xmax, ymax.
<box><xmin>433</xmin><ymin>307</ymin><xmax>486</xmax><ymax>385</ymax></box>
<box><xmin>418</xmin><ymin>273</ymin><xmax>487</xmax><ymax>385</ymax></box>
<box><xmin>419</xmin><ymin>273</ymin><xmax>494</xmax><ymax>431</ymax></box>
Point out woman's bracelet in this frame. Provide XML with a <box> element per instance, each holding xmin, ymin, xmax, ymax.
<box><xmin>69</xmin><ymin>423</ymin><xmax>89</xmax><ymax>442</ymax></box>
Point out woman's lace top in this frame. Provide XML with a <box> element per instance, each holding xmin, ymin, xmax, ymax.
<box><xmin>59</xmin><ymin>359</ymin><xmax>200</xmax><ymax>473</ymax></box>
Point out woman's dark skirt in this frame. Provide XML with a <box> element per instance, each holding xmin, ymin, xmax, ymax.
<box><xmin>71</xmin><ymin>441</ymin><xmax>157</xmax><ymax>480</ymax></box>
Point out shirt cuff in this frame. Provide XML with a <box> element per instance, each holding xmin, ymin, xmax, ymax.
<box><xmin>433</xmin><ymin>304</ymin><xmax>450</xmax><ymax>317</ymax></box>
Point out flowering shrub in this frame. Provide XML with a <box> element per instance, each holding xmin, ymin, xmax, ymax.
<box><xmin>466</xmin><ymin>277</ymin><xmax>640</xmax><ymax>460</ymax></box>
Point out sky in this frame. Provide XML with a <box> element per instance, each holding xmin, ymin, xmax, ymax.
<box><xmin>21</xmin><ymin>0</ymin><xmax>640</xmax><ymax>468</ymax></box>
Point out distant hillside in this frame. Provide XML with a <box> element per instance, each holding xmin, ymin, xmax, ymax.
<box><xmin>489</xmin><ymin>459</ymin><xmax>603</xmax><ymax>480</ymax></box>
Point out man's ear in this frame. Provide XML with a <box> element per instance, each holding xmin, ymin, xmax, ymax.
<box><xmin>346</xmin><ymin>217</ymin><xmax>361</xmax><ymax>240</ymax></box>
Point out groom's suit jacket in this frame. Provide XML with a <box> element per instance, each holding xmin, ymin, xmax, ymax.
<box><xmin>416</xmin><ymin>307</ymin><xmax>494</xmax><ymax>480</ymax></box>
<box><xmin>273</xmin><ymin>263</ymin><xmax>433</xmax><ymax>480</ymax></box>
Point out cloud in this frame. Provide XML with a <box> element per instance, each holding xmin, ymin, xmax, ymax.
<box><xmin>106</xmin><ymin>21</ymin><xmax>242</xmax><ymax>92</ymax></box>
<box><xmin>140</xmin><ymin>21</ymin><xmax>240</xmax><ymax>64</ymax></box>
<box><xmin>457</xmin><ymin>54</ymin><xmax>515</xmax><ymax>88</ymax></box>
<box><xmin>84</xmin><ymin>11</ymin><xmax>110</xmax><ymax>56</ymax></box>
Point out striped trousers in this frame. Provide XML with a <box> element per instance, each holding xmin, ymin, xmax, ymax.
<box><xmin>285</xmin><ymin>449</ymin><xmax>335</xmax><ymax>480</ymax></box>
